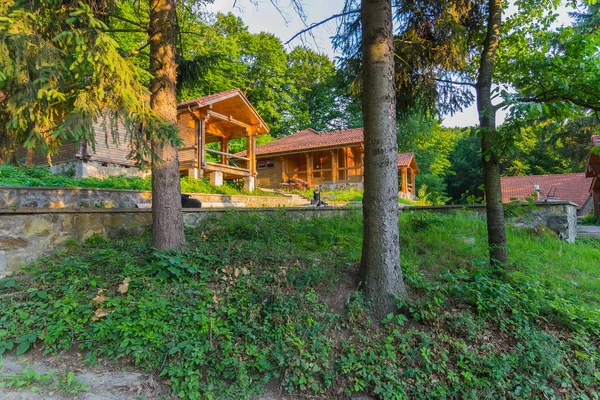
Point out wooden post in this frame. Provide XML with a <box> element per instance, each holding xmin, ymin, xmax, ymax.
<box><xmin>220</xmin><ymin>137</ymin><xmax>228</xmax><ymax>165</ymax></box>
<box><xmin>409</xmin><ymin>168</ymin><xmax>416</xmax><ymax>195</ymax></box>
<box><xmin>246</xmin><ymin>129</ymin><xmax>256</xmax><ymax>176</ymax></box>
<box><xmin>199</xmin><ymin>118</ymin><xmax>207</xmax><ymax>177</ymax></box>
<box><xmin>401</xmin><ymin>168</ymin><xmax>408</xmax><ymax>193</ymax></box>
<box><xmin>305</xmin><ymin>153</ymin><xmax>313</xmax><ymax>186</ymax></box>
<box><xmin>594</xmin><ymin>188</ymin><xmax>600</xmax><ymax>219</ymax></box>
<box><xmin>330</xmin><ymin>150</ymin><xmax>338</xmax><ymax>184</ymax></box>
<box><xmin>359</xmin><ymin>145</ymin><xmax>365</xmax><ymax>181</ymax></box>
<box><xmin>280</xmin><ymin>157</ymin><xmax>288</xmax><ymax>184</ymax></box>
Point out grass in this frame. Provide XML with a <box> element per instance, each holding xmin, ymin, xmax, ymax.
<box><xmin>0</xmin><ymin>212</ymin><xmax>599</xmax><ymax>399</ymax></box>
<box><xmin>0</xmin><ymin>165</ymin><xmax>275</xmax><ymax>196</ymax></box>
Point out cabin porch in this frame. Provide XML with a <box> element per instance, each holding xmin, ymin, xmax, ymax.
<box><xmin>259</xmin><ymin>146</ymin><xmax>417</xmax><ymax>198</ymax></box>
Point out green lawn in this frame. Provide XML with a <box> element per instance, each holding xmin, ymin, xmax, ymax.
<box><xmin>0</xmin><ymin>165</ymin><xmax>275</xmax><ymax>196</ymax></box>
<box><xmin>0</xmin><ymin>212</ymin><xmax>598</xmax><ymax>399</ymax></box>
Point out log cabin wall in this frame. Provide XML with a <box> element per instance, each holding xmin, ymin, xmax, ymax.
<box><xmin>177</xmin><ymin>110</ymin><xmax>198</xmax><ymax>170</ymax></box>
<box><xmin>256</xmin><ymin>157</ymin><xmax>283</xmax><ymax>188</ymax></box>
<box><xmin>89</xmin><ymin>119</ymin><xmax>135</xmax><ymax>167</ymax></box>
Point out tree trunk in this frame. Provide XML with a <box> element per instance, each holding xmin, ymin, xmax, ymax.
<box><xmin>359</xmin><ymin>0</ymin><xmax>408</xmax><ymax>320</ymax></box>
<box><xmin>149</xmin><ymin>0</ymin><xmax>185</xmax><ymax>250</ymax></box>
<box><xmin>476</xmin><ymin>0</ymin><xmax>507</xmax><ymax>266</ymax></box>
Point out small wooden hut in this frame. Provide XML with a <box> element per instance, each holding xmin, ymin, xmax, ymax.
<box><xmin>177</xmin><ymin>89</ymin><xmax>269</xmax><ymax>190</ymax></box>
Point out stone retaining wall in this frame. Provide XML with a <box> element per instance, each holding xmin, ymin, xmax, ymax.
<box><xmin>404</xmin><ymin>201</ymin><xmax>579</xmax><ymax>243</ymax></box>
<box><xmin>0</xmin><ymin>201</ymin><xmax>578</xmax><ymax>276</ymax></box>
<box><xmin>0</xmin><ymin>207</ymin><xmax>360</xmax><ymax>276</ymax></box>
<box><xmin>0</xmin><ymin>186</ymin><xmax>307</xmax><ymax>209</ymax></box>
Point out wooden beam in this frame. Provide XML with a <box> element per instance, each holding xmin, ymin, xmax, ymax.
<box><xmin>205</xmin><ymin>124</ymin><xmax>227</xmax><ymax>138</ymax></box>
<box><xmin>204</xmin><ymin>162</ymin><xmax>251</xmax><ymax>177</ymax></box>
<box><xmin>204</xmin><ymin>148</ymin><xmax>250</xmax><ymax>162</ymax></box>
<box><xmin>208</xmin><ymin>110</ymin><xmax>252</xmax><ymax>130</ymax></box>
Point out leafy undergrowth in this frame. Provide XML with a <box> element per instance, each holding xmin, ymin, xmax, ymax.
<box><xmin>0</xmin><ymin>212</ymin><xmax>599</xmax><ymax>399</ymax></box>
<box><xmin>581</xmin><ymin>214</ymin><xmax>600</xmax><ymax>226</ymax></box>
<box><xmin>0</xmin><ymin>165</ymin><xmax>274</xmax><ymax>196</ymax></box>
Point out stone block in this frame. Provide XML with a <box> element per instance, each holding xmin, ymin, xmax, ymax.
<box><xmin>8</xmin><ymin>255</ymin><xmax>24</xmax><ymax>271</ymax></box>
<box><xmin>210</xmin><ymin>171</ymin><xmax>224</xmax><ymax>187</ymax></box>
<box><xmin>24</xmin><ymin>218</ymin><xmax>53</xmax><ymax>237</ymax></box>
<box><xmin>0</xmin><ymin>237</ymin><xmax>29</xmax><ymax>251</ymax></box>
<box><xmin>244</xmin><ymin>176</ymin><xmax>255</xmax><ymax>192</ymax></box>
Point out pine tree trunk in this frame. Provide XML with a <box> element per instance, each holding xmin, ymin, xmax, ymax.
<box><xmin>476</xmin><ymin>0</ymin><xmax>507</xmax><ymax>266</ymax></box>
<box><xmin>149</xmin><ymin>0</ymin><xmax>185</xmax><ymax>250</ymax></box>
<box><xmin>359</xmin><ymin>0</ymin><xmax>408</xmax><ymax>320</ymax></box>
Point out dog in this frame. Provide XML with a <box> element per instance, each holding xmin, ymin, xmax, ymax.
<box><xmin>311</xmin><ymin>188</ymin><xmax>327</xmax><ymax>207</ymax></box>
<box><xmin>181</xmin><ymin>194</ymin><xmax>202</xmax><ymax>208</ymax></box>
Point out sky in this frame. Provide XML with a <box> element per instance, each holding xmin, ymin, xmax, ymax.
<box><xmin>206</xmin><ymin>0</ymin><xmax>575</xmax><ymax>128</ymax></box>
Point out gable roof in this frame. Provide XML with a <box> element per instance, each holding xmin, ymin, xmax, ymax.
<box><xmin>177</xmin><ymin>89</ymin><xmax>241</xmax><ymax>109</ymax></box>
<box><xmin>500</xmin><ymin>173</ymin><xmax>592</xmax><ymax>208</ymax></box>
<box><xmin>397</xmin><ymin>152</ymin><xmax>416</xmax><ymax>169</ymax></box>
<box><xmin>177</xmin><ymin>89</ymin><xmax>269</xmax><ymax>133</ymax></box>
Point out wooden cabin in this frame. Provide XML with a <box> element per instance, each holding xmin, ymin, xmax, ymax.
<box><xmin>13</xmin><ymin>89</ymin><xmax>269</xmax><ymax>190</ymax></box>
<box><xmin>585</xmin><ymin>135</ymin><xmax>600</xmax><ymax>219</ymax></box>
<box><xmin>238</xmin><ymin>128</ymin><xmax>418</xmax><ymax>199</ymax></box>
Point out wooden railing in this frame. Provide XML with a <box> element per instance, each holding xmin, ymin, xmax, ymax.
<box><xmin>204</xmin><ymin>148</ymin><xmax>250</xmax><ymax>162</ymax></box>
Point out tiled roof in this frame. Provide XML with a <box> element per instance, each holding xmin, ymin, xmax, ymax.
<box><xmin>177</xmin><ymin>89</ymin><xmax>241</xmax><ymax>109</ymax></box>
<box><xmin>592</xmin><ymin>135</ymin><xmax>600</xmax><ymax>147</ymax></box>
<box><xmin>249</xmin><ymin>128</ymin><xmax>365</xmax><ymax>156</ymax></box>
<box><xmin>500</xmin><ymin>173</ymin><xmax>592</xmax><ymax>209</ymax></box>
<box><xmin>397</xmin><ymin>152</ymin><xmax>415</xmax><ymax>168</ymax></box>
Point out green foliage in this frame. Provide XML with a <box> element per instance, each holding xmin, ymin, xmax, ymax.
<box><xmin>176</xmin><ymin>13</ymin><xmax>360</xmax><ymax>138</ymax></box>
<box><xmin>580</xmin><ymin>214</ymin><xmax>600</xmax><ymax>226</ymax></box>
<box><xmin>0</xmin><ymin>0</ymin><xmax>179</xmax><ymax>166</ymax></box>
<box><xmin>501</xmin><ymin>114</ymin><xmax>598</xmax><ymax>176</ymax></box>
<box><xmin>0</xmin><ymin>212</ymin><xmax>599</xmax><ymax>399</ymax></box>
<box><xmin>0</xmin><ymin>165</ymin><xmax>275</xmax><ymax>196</ymax></box>
<box><xmin>0</xmin><ymin>367</ymin><xmax>88</xmax><ymax>394</ymax></box>
<box><xmin>445</xmin><ymin>130</ymin><xmax>484</xmax><ymax>202</ymax></box>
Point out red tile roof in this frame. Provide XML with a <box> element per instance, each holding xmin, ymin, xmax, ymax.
<box><xmin>177</xmin><ymin>89</ymin><xmax>241</xmax><ymax>109</ymax></box>
<box><xmin>500</xmin><ymin>173</ymin><xmax>592</xmax><ymax>208</ymax></box>
<box><xmin>397</xmin><ymin>152</ymin><xmax>415</xmax><ymax>168</ymax></box>
<box><xmin>242</xmin><ymin>127</ymin><xmax>417</xmax><ymax>169</ymax></box>
<box><xmin>250</xmin><ymin>128</ymin><xmax>365</xmax><ymax>156</ymax></box>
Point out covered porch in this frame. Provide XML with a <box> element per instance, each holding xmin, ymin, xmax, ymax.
<box><xmin>176</xmin><ymin>90</ymin><xmax>269</xmax><ymax>191</ymax></box>
<box><xmin>277</xmin><ymin>146</ymin><xmax>365</xmax><ymax>187</ymax></box>
<box><xmin>272</xmin><ymin>148</ymin><xmax>417</xmax><ymax>198</ymax></box>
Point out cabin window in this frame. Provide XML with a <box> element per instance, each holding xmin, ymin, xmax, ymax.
<box><xmin>257</xmin><ymin>159</ymin><xmax>275</xmax><ymax>169</ymax></box>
